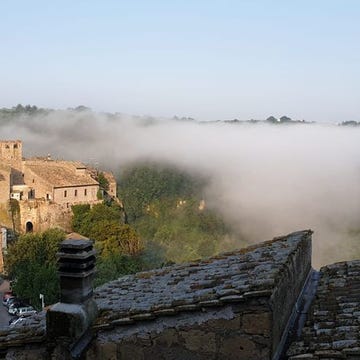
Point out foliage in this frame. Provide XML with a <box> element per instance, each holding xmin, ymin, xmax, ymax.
<box><xmin>5</xmin><ymin>228</ymin><xmax>65</xmax><ymax>309</ymax></box>
<box><xmin>71</xmin><ymin>202</ymin><xmax>142</xmax><ymax>257</ymax></box>
<box><xmin>71</xmin><ymin>204</ymin><xmax>90</xmax><ymax>232</ymax></box>
<box><xmin>97</xmin><ymin>189</ymin><xmax>103</xmax><ymax>200</ymax></box>
<box><xmin>118</xmin><ymin>163</ymin><xmax>237</xmax><ymax>264</ymax></box>
<box><xmin>97</xmin><ymin>172</ymin><xmax>110</xmax><ymax>191</ymax></box>
<box><xmin>8</xmin><ymin>199</ymin><xmax>20</xmax><ymax>232</ymax></box>
<box><xmin>118</xmin><ymin>162</ymin><xmax>204</xmax><ymax>222</ymax></box>
<box><xmin>266</xmin><ymin>116</ymin><xmax>278</xmax><ymax>123</ymax></box>
<box><xmin>340</xmin><ymin>120</ymin><xmax>360</xmax><ymax>127</ymax></box>
<box><xmin>140</xmin><ymin>198</ymin><xmax>228</xmax><ymax>263</ymax></box>
<box><xmin>94</xmin><ymin>253</ymin><xmax>143</xmax><ymax>287</ymax></box>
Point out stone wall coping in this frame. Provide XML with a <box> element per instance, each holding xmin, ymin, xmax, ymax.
<box><xmin>0</xmin><ymin>312</ymin><xmax>46</xmax><ymax>350</ymax></box>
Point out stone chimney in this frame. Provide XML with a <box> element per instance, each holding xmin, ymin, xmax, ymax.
<box><xmin>47</xmin><ymin>239</ymin><xmax>98</xmax><ymax>358</ymax></box>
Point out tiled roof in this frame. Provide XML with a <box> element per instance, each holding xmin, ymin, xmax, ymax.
<box><xmin>94</xmin><ymin>230</ymin><xmax>312</xmax><ymax>328</ymax></box>
<box><xmin>24</xmin><ymin>160</ymin><xmax>98</xmax><ymax>188</ymax></box>
<box><xmin>0</xmin><ymin>313</ymin><xmax>45</xmax><ymax>350</ymax></box>
<box><xmin>287</xmin><ymin>260</ymin><xmax>360</xmax><ymax>359</ymax></box>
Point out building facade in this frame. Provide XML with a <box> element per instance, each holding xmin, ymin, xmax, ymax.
<box><xmin>0</xmin><ymin>140</ymin><xmax>116</xmax><ymax>233</ymax></box>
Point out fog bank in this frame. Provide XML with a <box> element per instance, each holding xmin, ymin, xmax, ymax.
<box><xmin>2</xmin><ymin>111</ymin><xmax>360</xmax><ymax>267</ymax></box>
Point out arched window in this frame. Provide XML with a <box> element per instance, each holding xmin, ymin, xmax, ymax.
<box><xmin>26</xmin><ymin>221</ymin><xmax>33</xmax><ymax>233</ymax></box>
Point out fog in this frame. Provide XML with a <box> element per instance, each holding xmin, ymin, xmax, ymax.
<box><xmin>2</xmin><ymin>110</ymin><xmax>360</xmax><ymax>268</ymax></box>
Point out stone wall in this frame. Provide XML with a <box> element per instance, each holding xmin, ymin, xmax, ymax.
<box><xmin>87</xmin><ymin>301</ymin><xmax>272</xmax><ymax>360</ymax></box>
<box><xmin>270</xmin><ymin>231</ymin><xmax>312</xmax><ymax>356</ymax></box>
<box><xmin>53</xmin><ymin>185</ymin><xmax>98</xmax><ymax>204</ymax></box>
<box><xmin>0</xmin><ymin>164</ymin><xmax>10</xmax><ymax>204</ymax></box>
<box><xmin>19</xmin><ymin>200</ymin><xmax>73</xmax><ymax>233</ymax></box>
<box><xmin>23</xmin><ymin>166</ymin><xmax>52</xmax><ymax>200</ymax></box>
<box><xmin>0</xmin><ymin>140</ymin><xmax>22</xmax><ymax>170</ymax></box>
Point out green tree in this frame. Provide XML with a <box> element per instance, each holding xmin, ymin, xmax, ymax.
<box><xmin>118</xmin><ymin>163</ymin><xmax>204</xmax><ymax>222</ymax></box>
<box><xmin>5</xmin><ymin>229</ymin><xmax>65</xmax><ymax>309</ymax></box>
<box><xmin>71</xmin><ymin>202</ymin><xmax>142</xmax><ymax>257</ymax></box>
<box><xmin>97</xmin><ymin>172</ymin><xmax>109</xmax><ymax>191</ymax></box>
<box><xmin>94</xmin><ymin>253</ymin><xmax>143</xmax><ymax>287</ymax></box>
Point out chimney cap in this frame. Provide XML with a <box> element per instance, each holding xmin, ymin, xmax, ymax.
<box><xmin>60</xmin><ymin>239</ymin><xmax>94</xmax><ymax>250</ymax></box>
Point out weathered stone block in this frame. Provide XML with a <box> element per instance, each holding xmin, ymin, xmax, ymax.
<box><xmin>181</xmin><ymin>329</ymin><xmax>216</xmax><ymax>353</ymax></box>
<box><xmin>219</xmin><ymin>336</ymin><xmax>265</xmax><ymax>360</ymax></box>
<box><xmin>242</xmin><ymin>312</ymin><xmax>271</xmax><ymax>336</ymax></box>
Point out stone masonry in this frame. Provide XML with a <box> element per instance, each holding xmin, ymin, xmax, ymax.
<box><xmin>287</xmin><ymin>260</ymin><xmax>360</xmax><ymax>359</ymax></box>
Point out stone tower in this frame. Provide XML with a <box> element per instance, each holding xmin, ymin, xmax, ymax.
<box><xmin>0</xmin><ymin>140</ymin><xmax>23</xmax><ymax>185</ymax></box>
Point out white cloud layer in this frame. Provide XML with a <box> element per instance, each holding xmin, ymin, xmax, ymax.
<box><xmin>2</xmin><ymin>111</ymin><xmax>360</xmax><ymax>267</ymax></box>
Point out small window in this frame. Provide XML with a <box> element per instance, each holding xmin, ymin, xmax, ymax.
<box><xmin>74</xmin><ymin>189</ymin><xmax>77</xmax><ymax>197</ymax></box>
<box><xmin>5</xmin><ymin>145</ymin><xmax>9</xmax><ymax>149</ymax></box>
<box><xmin>84</xmin><ymin>189</ymin><xmax>87</xmax><ymax>196</ymax></box>
<box><xmin>64</xmin><ymin>190</ymin><xmax>67</xmax><ymax>198</ymax></box>
<box><xmin>14</xmin><ymin>144</ymin><xmax>18</xmax><ymax>149</ymax></box>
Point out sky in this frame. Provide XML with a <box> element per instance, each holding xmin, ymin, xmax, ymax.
<box><xmin>1</xmin><ymin>0</ymin><xmax>360</xmax><ymax>122</ymax></box>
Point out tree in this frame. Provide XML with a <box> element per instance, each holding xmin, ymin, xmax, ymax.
<box><xmin>266</xmin><ymin>116</ymin><xmax>278</xmax><ymax>123</ymax></box>
<box><xmin>280</xmin><ymin>115</ymin><xmax>292</xmax><ymax>122</ymax></box>
<box><xmin>94</xmin><ymin>253</ymin><xmax>143</xmax><ymax>287</ymax></box>
<box><xmin>97</xmin><ymin>172</ymin><xmax>109</xmax><ymax>191</ymax></box>
<box><xmin>71</xmin><ymin>202</ymin><xmax>142</xmax><ymax>257</ymax></box>
<box><xmin>5</xmin><ymin>229</ymin><xmax>65</xmax><ymax>309</ymax></box>
<box><xmin>118</xmin><ymin>163</ymin><xmax>204</xmax><ymax>222</ymax></box>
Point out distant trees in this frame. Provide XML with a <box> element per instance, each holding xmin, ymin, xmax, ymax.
<box><xmin>117</xmin><ymin>163</ymin><xmax>237</xmax><ymax>264</ymax></box>
<box><xmin>266</xmin><ymin>115</ymin><xmax>292</xmax><ymax>123</ymax></box>
<box><xmin>118</xmin><ymin>163</ymin><xmax>203</xmax><ymax>223</ymax></box>
<box><xmin>280</xmin><ymin>115</ymin><xmax>292</xmax><ymax>122</ymax></box>
<box><xmin>340</xmin><ymin>121</ymin><xmax>360</xmax><ymax>127</ymax></box>
<box><xmin>266</xmin><ymin>116</ymin><xmax>278</xmax><ymax>123</ymax></box>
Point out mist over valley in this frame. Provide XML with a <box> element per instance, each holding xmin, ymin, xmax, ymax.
<box><xmin>1</xmin><ymin>107</ymin><xmax>359</xmax><ymax>268</ymax></box>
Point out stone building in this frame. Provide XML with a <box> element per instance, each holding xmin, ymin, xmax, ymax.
<box><xmin>0</xmin><ymin>163</ymin><xmax>11</xmax><ymax>204</ymax></box>
<box><xmin>23</xmin><ymin>160</ymin><xmax>99</xmax><ymax>204</ymax></box>
<box><xmin>0</xmin><ymin>140</ymin><xmax>117</xmax><ymax>233</ymax></box>
<box><xmin>0</xmin><ymin>140</ymin><xmax>23</xmax><ymax>186</ymax></box>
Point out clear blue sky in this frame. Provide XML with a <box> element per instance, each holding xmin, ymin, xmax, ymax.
<box><xmin>1</xmin><ymin>0</ymin><xmax>359</xmax><ymax>122</ymax></box>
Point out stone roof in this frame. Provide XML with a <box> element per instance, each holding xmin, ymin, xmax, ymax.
<box><xmin>287</xmin><ymin>260</ymin><xmax>360</xmax><ymax>359</ymax></box>
<box><xmin>24</xmin><ymin>160</ymin><xmax>98</xmax><ymax>188</ymax></box>
<box><xmin>94</xmin><ymin>230</ymin><xmax>312</xmax><ymax>329</ymax></box>
<box><xmin>0</xmin><ymin>313</ymin><xmax>45</xmax><ymax>350</ymax></box>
